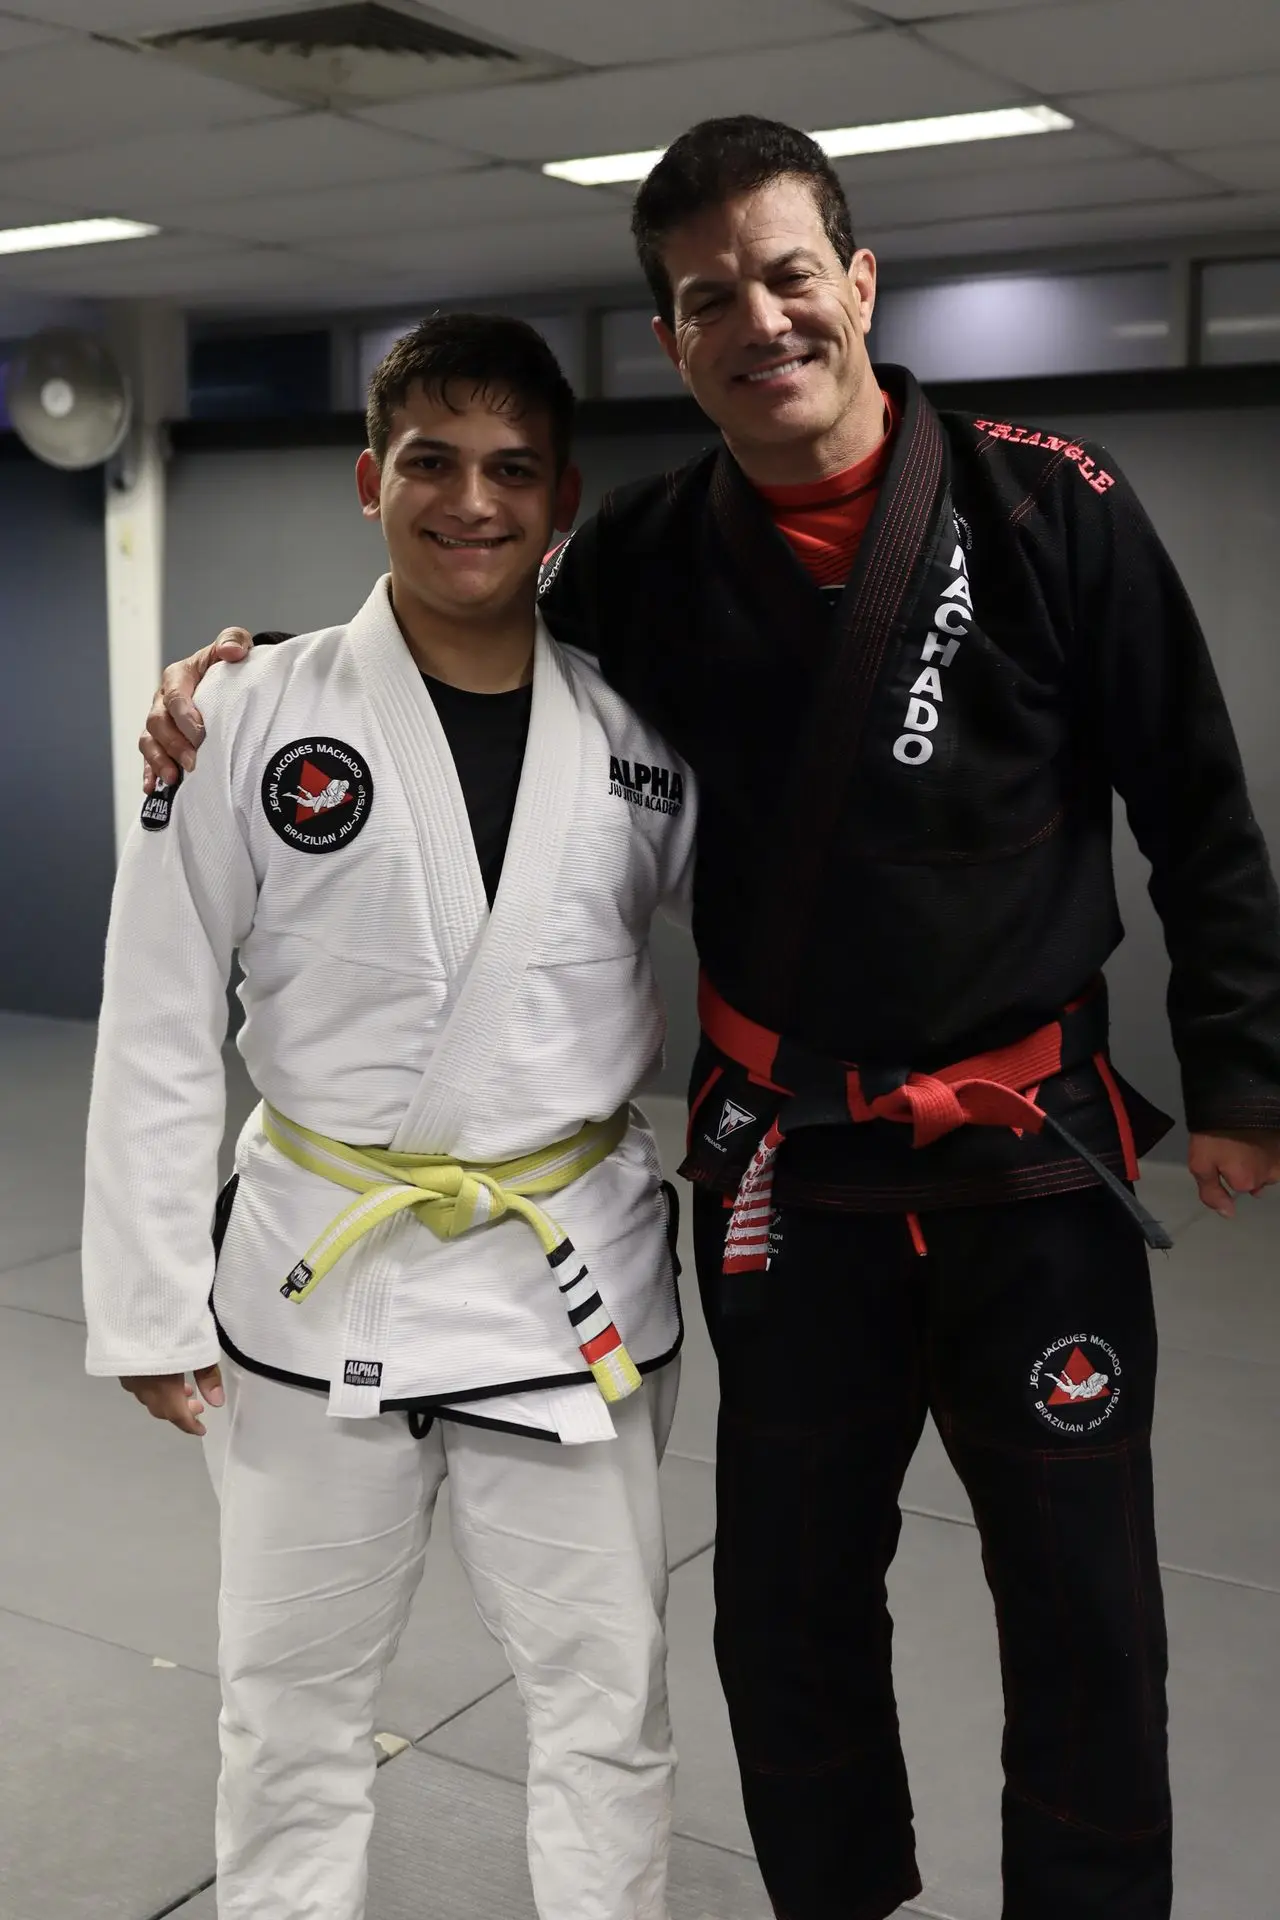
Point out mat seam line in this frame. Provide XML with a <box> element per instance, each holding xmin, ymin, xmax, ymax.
<box><xmin>0</xmin><ymin>1241</ymin><xmax>80</xmax><ymax>1278</ymax></box>
<box><xmin>0</xmin><ymin>1599</ymin><xmax>220</xmax><ymax>1675</ymax></box>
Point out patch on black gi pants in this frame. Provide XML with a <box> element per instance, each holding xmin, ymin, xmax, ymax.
<box><xmin>261</xmin><ymin>737</ymin><xmax>374</xmax><ymax>854</ymax></box>
<box><xmin>140</xmin><ymin>770</ymin><xmax>182</xmax><ymax>831</ymax></box>
<box><xmin>1028</xmin><ymin>1333</ymin><xmax>1122</xmax><ymax>1436</ymax></box>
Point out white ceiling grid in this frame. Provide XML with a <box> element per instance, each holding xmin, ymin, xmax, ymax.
<box><xmin>0</xmin><ymin>0</ymin><xmax>1271</xmax><ymax>311</ymax></box>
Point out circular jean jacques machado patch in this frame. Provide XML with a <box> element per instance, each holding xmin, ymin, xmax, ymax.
<box><xmin>261</xmin><ymin>737</ymin><xmax>373</xmax><ymax>854</ymax></box>
<box><xmin>1028</xmin><ymin>1333</ymin><xmax>1122</xmax><ymax>1437</ymax></box>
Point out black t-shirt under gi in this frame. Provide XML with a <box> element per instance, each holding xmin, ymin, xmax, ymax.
<box><xmin>420</xmin><ymin>673</ymin><xmax>531</xmax><ymax>904</ymax></box>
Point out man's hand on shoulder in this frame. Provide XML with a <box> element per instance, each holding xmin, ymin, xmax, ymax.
<box><xmin>140</xmin><ymin>629</ymin><xmax>253</xmax><ymax>793</ymax></box>
<box><xmin>1187</xmin><ymin>1130</ymin><xmax>1280</xmax><ymax>1218</ymax></box>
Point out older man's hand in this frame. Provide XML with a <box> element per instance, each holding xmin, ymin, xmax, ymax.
<box><xmin>139</xmin><ymin>629</ymin><xmax>253</xmax><ymax>792</ymax></box>
<box><xmin>1187</xmin><ymin>1130</ymin><xmax>1280</xmax><ymax>1218</ymax></box>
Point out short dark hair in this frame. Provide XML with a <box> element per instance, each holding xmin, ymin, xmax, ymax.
<box><xmin>631</xmin><ymin>115</ymin><xmax>856</xmax><ymax>328</ymax></box>
<box><xmin>366</xmin><ymin>313</ymin><xmax>575</xmax><ymax>470</ymax></box>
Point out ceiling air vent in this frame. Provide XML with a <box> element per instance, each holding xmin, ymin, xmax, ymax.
<box><xmin>139</xmin><ymin>4</ymin><xmax>563</xmax><ymax>108</ymax></box>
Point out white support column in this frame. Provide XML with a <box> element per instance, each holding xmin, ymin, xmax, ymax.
<box><xmin>102</xmin><ymin>300</ymin><xmax>186</xmax><ymax>860</ymax></box>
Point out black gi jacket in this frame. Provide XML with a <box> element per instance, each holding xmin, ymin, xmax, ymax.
<box><xmin>539</xmin><ymin>364</ymin><xmax>1280</xmax><ymax>1211</ymax></box>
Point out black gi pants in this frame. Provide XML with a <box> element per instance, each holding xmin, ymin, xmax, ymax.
<box><xmin>693</xmin><ymin>1183</ymin><xmax>1172</xmax><ymax>1920</ymax></box>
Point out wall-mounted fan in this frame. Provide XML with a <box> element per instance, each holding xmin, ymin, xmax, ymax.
<box><xmin>7</xmin><ymin>328</ymin><xmax>132</xmax><ymax>470</ymax></box>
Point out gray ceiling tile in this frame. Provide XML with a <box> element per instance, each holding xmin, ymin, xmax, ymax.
<box><xmin>0</xmin><ymin>192</ymin><xmax>82</xmax><ymax>227</ymax></box>
<box><xmin>0</xmin><ymin>112</ymin><xmax>468</xmax><ymax>210</ymax></box>
<box><xmin>167</xmin><ymin>164</ymin><xmax>604</xmax><ymax>244</ymax></box>
<box><xmin>313</xmin><ymin>208</ymin><xmax>641</xmax><ymax>297</ymax></box>
<box><xmin>0</xmin><ymin>229</ymin><xmax>239</xmax><ymax>289</ymax></box>
<box><xmin>360</xmin><ymin>30</ymin><xmax>1011</xmax><ymax>161</ymax></box>
<box><xmin>427</xmin><ymin>0</ymin><xmax>866</xmax><ymax>64</ymax></box>
<box><xmin>1188</xmin><ymin>144</ymin><xmax>1280</xmax><ymax>194</ymax></box>
<box><xmin>850</xmin><ymin>0</ymin><xmax>1063</xmax><ymax>12</ymax></box>
<box><xmin>0</xmin><ymin>34</ymin><xmax>288</xmax><ymax>164</ymax></box>
<box><xmin>835</xmin><ymin>124</ymin><xmax>1130</xmax><ymax>194</ymax></box>
<box><xmin>876</xmin><ymin>190</ymin><xmax>1280</xmax><ymax>262</ymax></box>
<box><xmin>0</xmin><ymin>12</ymin><xmax>66</xmax><ymax>52</ymax></box>
<box><xmin>0</xmin><ymin>0</ymin><xmax>331</xmax><ymax>26</ymax></box>
<box><xmin>921</xmin><ymin>0</ymin><xmax>1280</xmax><ymax>95</ymax></box>
<box><xmin>1066</xmin><ymin>76</ymin><xmax>1280</xmax><ymax>153</ymax></box>
<box><xmin>857</xmin><ymin>154</ymin><xmax>1219</xmax><ymax>233</ymax></box>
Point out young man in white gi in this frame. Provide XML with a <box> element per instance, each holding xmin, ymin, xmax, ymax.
<box><xmin>82</xmin><ymin>315</ymin><xmax>694</xmax><ymax>1920</ymax></box>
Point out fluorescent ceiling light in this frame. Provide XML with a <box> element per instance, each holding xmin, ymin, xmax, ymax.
<box><xmin>544</xmin><ymin>148</ymin><xmax>666</xmax><ymax>187</ymax></box>
<box><xmin>544</xmin><ymin>105</ymin><xmax>1073</xmax><ymax>187</ymax></box>
<box><xmin>816</xmin><ymin>104</ymin><xmax>1073</xmax><ymax>159</ymax></box>
<box><xmin>0</xmin><ymin>216</ymin><xmax>160</xmax><ymax>257</ymax></box>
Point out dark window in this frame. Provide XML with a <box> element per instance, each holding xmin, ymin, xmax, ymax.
<box><xmin>188</xmin><ymin>330</ymin><xmax>331</xmax><ymax>419</ymax></box>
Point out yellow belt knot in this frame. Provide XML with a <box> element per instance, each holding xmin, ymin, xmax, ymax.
<box><xmin>261</xmin><ymin>1104</ymin><xmax>642</xmax><ymax>1404</ymax></box>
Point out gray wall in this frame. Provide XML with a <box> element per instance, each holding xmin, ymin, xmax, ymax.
<box><xmin>0</xmin><ymin>451</ymin><xmax>114</xmax><ymax>1018</ymax></box>
<box><xmin>1045</xmin><ymin>408</ymin><xmax>1280</xmax><ymax>1154</ymax></box>
<box><xmin>163</xmin><ymin>444</ymin><xmax>385</xmax><ymax>649</ymax></box>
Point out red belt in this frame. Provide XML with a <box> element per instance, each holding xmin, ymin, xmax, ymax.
<box><xmin>699</xmin><ymin>974</ymin><xmax>1079</xmax><ymax>1151</ymax></box>
<box><xmin>695</xmin><ymin>976</ymin><xmax>1164</xmax><ymax>1272</ymax></box>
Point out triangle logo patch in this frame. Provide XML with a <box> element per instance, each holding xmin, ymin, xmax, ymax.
<box><xmin>1045</xmin><ymin>1345</ymin><xmax>1112</xmax><ymax>1406</ymax></box>
<box><xmin>716</xmin><ymin>1098</ymin><xmax>756</xmax><ymax>1142</ymax></box>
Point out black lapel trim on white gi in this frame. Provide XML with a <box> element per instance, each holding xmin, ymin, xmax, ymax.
<box><xmin>210</xmin><ymin>1308</ymin><xmax>686</xmax><ymax>1415</ymax></box>
<box><xmin>709</xmin><ymin>365</ymin><xmax>951</xmax><ymax>1025</ymax></box>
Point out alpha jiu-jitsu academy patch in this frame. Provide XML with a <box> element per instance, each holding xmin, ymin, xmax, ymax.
<box><xmin>343</xmin><ymin>1358</ymin><xmax>382</xmax><ymax>1389</ymax></box>
<box><xmin>140</xmin><ymin>770</ymin><xmax>182</xmax><ymax>831</ymax></box>
<box><xmin>608</xmin><ymin>755</ymin><xmax>684</xmax><ymax>816</ymax></box>
<box><xmin>261</xmin><ymin>737</ymin><xmax>373</xmax><ymax>854</ymax></box>
<box><xmin>1028</xmin><ymin>1333</ymin><xmax>1122</xmax><ymax>1436</ymax></box>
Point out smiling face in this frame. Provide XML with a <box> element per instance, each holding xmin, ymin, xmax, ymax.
<box><xmin>653</xmin><ymin>174</ymin><xmax>880</xmax><ymax>480</ymax></box>
<box><xmin>355</xmin><ymin>380</ymin><xmax>580</xmax><ymax>628</ymax></box>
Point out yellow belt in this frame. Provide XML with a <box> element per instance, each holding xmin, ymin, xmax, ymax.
<box><xmin>262</xmin><ymin>1104</ymin><xmax>642</xmax><ymax>1403</ymax></box>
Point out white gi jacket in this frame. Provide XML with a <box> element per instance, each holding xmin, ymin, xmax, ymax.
<box><xmin>83</xmin><ymin>579</ymin><xmax>696</xmax><ymax>1440</ymax></box>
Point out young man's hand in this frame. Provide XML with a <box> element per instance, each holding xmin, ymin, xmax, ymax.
<box><xmin>120</xmin><ymin>1366</ymin><xmax>225</xmax><ymax>1437</ymax></box>
<box><xmin>140</xmin><ymin>630</ymin><xmax>253</xmax><ymax>793</ymax></box>
<box><xmin>1187</xmin><ymin>1130</ymin><xmax>1280</xmax><ymax>1218</ymax></box>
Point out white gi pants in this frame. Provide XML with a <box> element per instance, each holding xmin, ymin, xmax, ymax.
<box><xmin>205</xmin><ymin>1359</ymin><xmax>678</xmax><ymax>1920</ymax></box>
